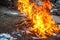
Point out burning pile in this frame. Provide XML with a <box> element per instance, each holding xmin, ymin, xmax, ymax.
<box><xmin>17</xmin><ymin>0</ymin><xmax>60</xmax><ymax>38</ymax></box>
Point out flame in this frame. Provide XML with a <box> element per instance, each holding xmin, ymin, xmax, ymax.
<box><xmin>17</xmin><ymin>0</ymin><xmax>60</xmax><ymax>38</ymax></box>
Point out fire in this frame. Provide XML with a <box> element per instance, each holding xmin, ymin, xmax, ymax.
<box><xmin>17</xmin><ymin>0</ymin><xmax>60</xmax><ymax>38</ymax></box>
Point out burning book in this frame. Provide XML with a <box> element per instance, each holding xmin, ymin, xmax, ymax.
<box><xmin>17</xmin><ymin>0</ymin><xmax>60</xmax><ymax>38</ymax></box>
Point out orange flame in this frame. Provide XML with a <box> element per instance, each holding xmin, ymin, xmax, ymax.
<box><xmin>17</xmin><ymin>0</ymin><xmax>60</xmax><ymax>38</ymax></box>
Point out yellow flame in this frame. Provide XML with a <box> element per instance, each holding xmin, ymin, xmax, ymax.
<box><xmin>17</xmin><ymin>0</ymin><xmax>60</xmax><ymax>38</ymax></box>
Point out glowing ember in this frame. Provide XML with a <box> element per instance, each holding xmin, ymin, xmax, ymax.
<box><xmin>17</xmin><ymin>0</ymin><xmax>60</xmax><ymax>38</ymax></box>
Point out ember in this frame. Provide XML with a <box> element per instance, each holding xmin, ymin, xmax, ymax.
<box><xmin>17</xmin><ymin>0</ymin><xmax>60</xmax><ymax>38</ymax></box>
